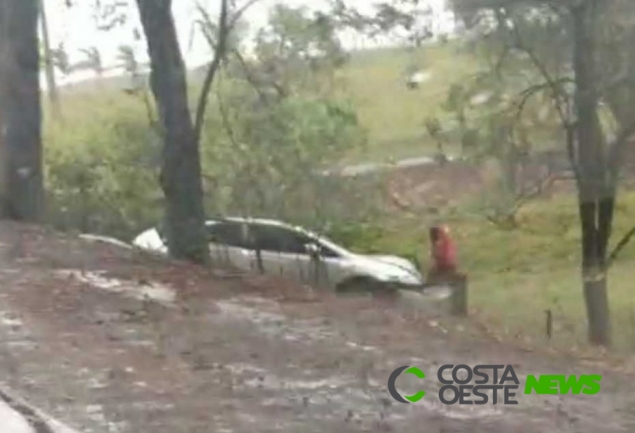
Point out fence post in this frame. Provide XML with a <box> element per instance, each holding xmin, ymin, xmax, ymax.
<box><xmin>450</xmin><ymin>273</ymin><xmax>468</xmax><ymax>316</ymax></box>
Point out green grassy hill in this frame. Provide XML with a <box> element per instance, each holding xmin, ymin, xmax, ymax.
<box><xmin>340</xmin><ymin>42</ymin><xmax>480</xmax><ymax>162</ymax></box>
<box><xmin>53</xmin><ymin>42</ymin><xmax>480</xmax><ymax>164</ymax></box>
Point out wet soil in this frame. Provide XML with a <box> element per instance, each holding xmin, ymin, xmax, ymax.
<box><xmin>1</xmin><ymin>221</ymin><xmax>635</xmax><ymax>432</ymax></box>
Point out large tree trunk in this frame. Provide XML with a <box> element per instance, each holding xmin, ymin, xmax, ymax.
<box><xmin>135</xmin><ymin>0</ymin><xmax>209</xmax><ymax>264</ymax></box>
<box><xmin>572</xmin><ymin>0</ymin><xmax>612</xmax><ymax>347</ymax></box>
<box><xmin>0</xmin><ymin>0</ymin><xmax>44</xmax><ymax>222</ymax></box>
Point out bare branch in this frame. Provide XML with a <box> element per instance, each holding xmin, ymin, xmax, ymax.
<box><xmin>193</xmin><ymin>0</ymin><xmax>229</xmax><ymax>144</ymax></box>
<box><xmin>193</xmin><ymin>0</ymin><xmax>261</xmax><ymax>144</ymax></box>
<box><xmin>234</xmin><ymin>48</ymin><xmax>288</xmax><ymax>100</ymax></box>
<box><xmin>488</xmin><ymin>170</ymin><xmax>572</xmax><ymax>228</ymax></box>
<box><xmin>500</xmin><ymin>11</ymin><xmax>586</xmax><ymax>184</ymax></box>
<box><xmin>513</xmin><ymin>77</ymin><xmax>573</xmax><ymax>124</ymax></box>
<box><xmin>230</xmin><ymin>0</ymin><xmax>261</xmax><ymax>29</ymax></box>
<box><xmin>230</xmin><ymin>48</ymin><xmax>275</xmax><ymax>104</ymax></box>
<box><xmin>516</xmin><ymin>171</ymin><xmax>573</xmax><ymax>209</ymax></box>
<box><xmin>216</xmin><ymin>75</ymin><xmax>240</xmax><ymax>150</ymax></box>
<box><xmin>607</xmin><ymin>224</ymin><xmax>635</xmax><ymax>266</ymax></box>
<box><xmin>507</xmin><ymin>13</ymin><xmax>569</xmax><ymax>126</ymax></box>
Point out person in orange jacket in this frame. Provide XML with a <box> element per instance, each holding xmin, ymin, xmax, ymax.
<box><xmin>426</xmin><ymin>224</ymin><xmax>458</xmax><ymax>285</ymax></box>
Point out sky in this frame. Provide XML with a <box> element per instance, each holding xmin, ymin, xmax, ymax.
<box><xmin>42</xmin><ymin>0</ymin><xmax>455</xmax><ymax>88</ymax></box>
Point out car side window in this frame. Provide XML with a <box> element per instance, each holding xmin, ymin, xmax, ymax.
<box><xmin>250</xmin><ymin>224</ymin><xmax>310</xmax><ymax>254</ymax></box>
<box><xmin>206</xmin><ymin>221</ymin><xmax>247</xmax><ymax>248</ymax></box>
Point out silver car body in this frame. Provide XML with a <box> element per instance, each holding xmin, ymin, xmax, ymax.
<box><xmin>132</xmin><ymin>217</ymin><xmax>424</xmax><ymax>290</ymax></box>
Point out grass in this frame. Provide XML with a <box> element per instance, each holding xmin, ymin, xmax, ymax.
<box><xmin>331</xmin><ymin>42</ymin><xmax>635</xmax><ymax>352</ymax></box>
<box><xmin>339</xmin><ymin>42</ymin><xmax>480</xmax><ymax>163</ymax></box>
<box><xmin>55</xmin><ymin>42</ymin><xmax>479</xmax><ymax>164</ymax></box>
<box><xmin>343</xmin><ymin>189</ymin><xmax>635</xmax><ymax>352</ymax></box>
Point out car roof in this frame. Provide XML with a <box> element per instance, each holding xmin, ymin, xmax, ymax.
<box><xmin>206</xmin><ymin>217</ymin><xmax>297</xmax><ymax>230</ymax></box>
<box><xmin>205</xmin><ymin>217</ymin><xmax>352</xmax><ymax>256</ymax></box>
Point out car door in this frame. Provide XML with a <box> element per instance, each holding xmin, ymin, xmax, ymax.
<box><xmin>309</xmin><ymin>239</ymin><xmax>347</xmax><ymax>289</ymax></box>
<box><xmin>248</xmin><ymin>222</ymin><xmax>316</xmax><ymax>282</ymax></box>
<box><xmin>206</xmin><ymin>220</ymin><xmax>254</xmax><ymax>271</ymax></box>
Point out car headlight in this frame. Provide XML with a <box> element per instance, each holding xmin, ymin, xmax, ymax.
<box><xmin>377</xmin><ymin>272</ymin><xmax>422</xmax><ymax>286</ymax></box>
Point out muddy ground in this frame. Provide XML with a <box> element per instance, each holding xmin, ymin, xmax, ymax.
<box><xmin>1</xmin><ymin>221</ymin><xmax>635</xmax><ymax>432</ymax></box>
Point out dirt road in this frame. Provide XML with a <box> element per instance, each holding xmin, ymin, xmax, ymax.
<box><xmin>1</xmin><ymin>221</ymin><xmax>634</xmax><ymax>432</ymax></box>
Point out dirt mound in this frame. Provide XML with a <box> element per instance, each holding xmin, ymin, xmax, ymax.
<box><xmin>386</xmin><ymin>161</ymin><xmax>484</xmax><ymax>211</ymax></box>
<box><xmin>383</xmin><ymin>158</ymin><xmax>582</xmax><ymax>213</ymax></box>
<box><xmin>384</xmin><ymin>149</ymin><xmax>635</xmax><ymax>213</ymax></box>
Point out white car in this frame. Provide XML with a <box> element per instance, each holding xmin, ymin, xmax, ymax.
<box><xmin>132</xmin><ymin>217</ymin><xmax>425</xmax><ymax>293</ymax></box>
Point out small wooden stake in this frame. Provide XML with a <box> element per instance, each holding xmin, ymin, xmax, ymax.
<box><xmin>545</xmin><ymin>309</ymin><xmax>553</xmax><ymax>339</ymax></box>
<box><xmin>450</xmin><ymin>273</ymin><xmax>468</xmax><ymax>316</ymax></box>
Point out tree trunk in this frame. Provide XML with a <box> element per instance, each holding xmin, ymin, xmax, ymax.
<box><xmin>135</xmin><ymin>0</ymin><xmax>209</xmax><ymax>264</ymax></box>
<box><xmin>572</xmin><ymin>0</ymin><xmax>612</xmax><ymax>347</ymax></box>
<box><xmin>0</xmin><ymin>0</ymin><xmax>44</xmax><ymax>222</ymax></box>
<box><xmin>38</xmin><ymin>0</ymin><xmax>61</xmax><ymax>117</ymax></box>
<box><xmin>582</xmin><ymin>273</ymin><xmax>611</xmax><ymax>345</ymax></box>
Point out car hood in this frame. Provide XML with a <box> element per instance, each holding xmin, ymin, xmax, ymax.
<box><xmin>352</xmin><ymin>254</ymin><xmax>423</xmax><ymax>285</ymax></box>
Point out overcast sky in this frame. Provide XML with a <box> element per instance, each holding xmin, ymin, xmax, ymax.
<box><xmin>42</xmin><ymin>0</ymin><xmax>455</xmax><ymax>87</ymax></box>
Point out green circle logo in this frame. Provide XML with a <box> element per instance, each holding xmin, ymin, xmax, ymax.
<box><xmin>387</xmin><ymin>366</ymin><xmax>426</xmax><ymax>403</ymax></box>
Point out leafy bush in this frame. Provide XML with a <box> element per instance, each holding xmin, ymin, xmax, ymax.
<box><xmin>44</xmin><ymin>95</ymin><xmax>162</xmax><ymax>239</ymax></box>
<box><xmin>43</xmin><ymin>78</ymin><xmax>375</xmax><ymax>241</ymax></box>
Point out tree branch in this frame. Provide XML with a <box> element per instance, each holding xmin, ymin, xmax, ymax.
<box><xmin>501</xmin><ymin>10</ymin><xmax>586</xmax><ymax>185</ymax></box>
<box><xmin>216</xmin><ymin>74</ymin><xmax>240</xmax><ymax>150</ymax></box>
<box><xmin>507</xmin><ymin>13</ymin><xmax>570</xmax><ymax>127</ymax></box>
<box><xmin>230</xmin><ymin>48</ymin><xmax>275</xmax><ymax>104</ymax></box>
<box><xmin>607</xmin><ymin>224</ymin><xmax>635</xmax><ymax>266</ymax></box>
<box><xmin>513</xmin><ymin>78</ymin><xmax>573</xmax><ymax>124</ymax></box>
<box><xmin>193</xmin><ymin>0</ymin><xmax>228</xmax><ymax>144</ymax></box>
<box><xmin>193</xmin><ymin>0</ymin><xmax>261</xmax><ymax>145</ymax></box>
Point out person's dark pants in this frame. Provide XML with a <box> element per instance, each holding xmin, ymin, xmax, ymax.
<box><xmin>426</xmin><ymin>266</ymin><xmax>458</xmax><ymax>286</ymax></box>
